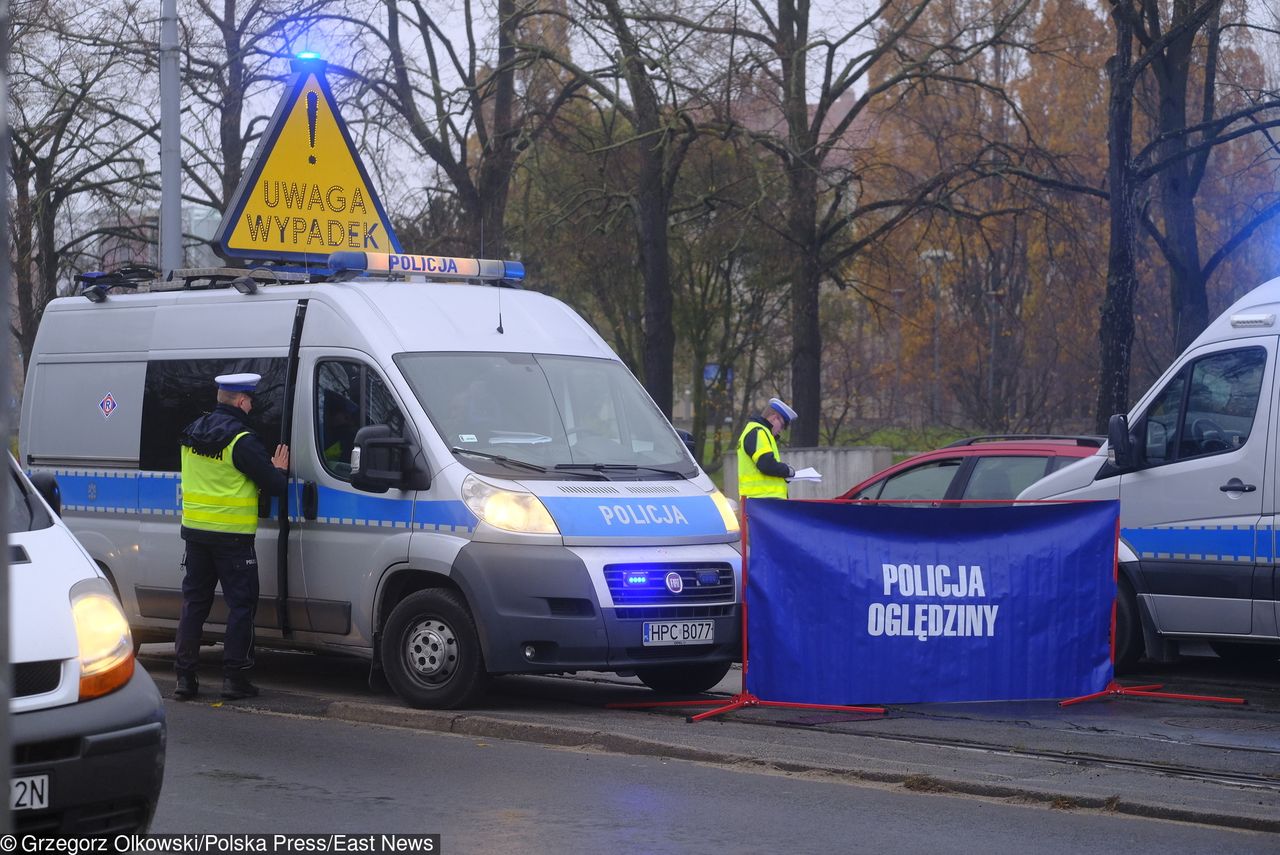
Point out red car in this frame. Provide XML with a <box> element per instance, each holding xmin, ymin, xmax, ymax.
<box><xmin>842</xmin><ymin>435</ymin><xmax>1103</xmax><ymax>504</ymax></box>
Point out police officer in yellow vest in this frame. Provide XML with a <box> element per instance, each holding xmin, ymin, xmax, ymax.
<box><xmin>173</xmin><ymin>373</ymin><xmax>289</xmax><ymax>701</ymax></box>
<box><xmin>736</xmin><ymin>397</ymin><xmax>798</xmax><ymax>503</ymax></box>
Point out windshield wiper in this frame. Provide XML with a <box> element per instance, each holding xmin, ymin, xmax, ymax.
<box><xmin>555</xmin><ymin>463</ymin><xmax>689</xmax><ymax>479</ymax></box>
<box><xmin>450</xmin><ymin>447</ymin><xmax>548</xmax><ymax>473</ymax></box>
<box><xmin>451</xmin><ymin>447</ymin><xmax>608</xmax><ymax>479</ymax></box>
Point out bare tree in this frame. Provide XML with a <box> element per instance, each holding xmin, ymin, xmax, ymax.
<box><xmin>643</xmin><ymin>0</ymin><xmax>1033</xmax><ymax>444</ymax></box>
<box><xmin>336</xmin><ymin>0</ymin><xmax>585</xmax><ymax>259</ymax></box>
<box><xmin>1096</xmin><ymin>0</ymin><xmax>1280</xmax><ymax>429</ymax></box>
<box><xmin>9</xmin><ymin>0</ymin><xmax>155</xmax><ymax>366</ymax></box>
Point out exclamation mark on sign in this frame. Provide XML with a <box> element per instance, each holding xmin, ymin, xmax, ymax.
<box><xmin>307</xmin><ymin>91</ymin><xmax>318</xmax><ymax>164</ymax></box>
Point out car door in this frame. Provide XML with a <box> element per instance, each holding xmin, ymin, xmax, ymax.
<box><xmin>290</xmin><ymin>354</ymin><xmax>417</xmax><ymax>645</ymax></box>
<box><xmin>1119</xmin><ymin>339</ymin><xmax>1274</xmax><ymax>635</ymax></box>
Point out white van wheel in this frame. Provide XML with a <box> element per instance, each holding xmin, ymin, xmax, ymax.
<box><xmin>381</xmin><ymin>589</ymin><xmax>488</xmax><ymax>709</ymax></box>
<box><xmin>636</xmin><ymin>661</ymin><xmax>732</xmax><ymax>695</ymax></box>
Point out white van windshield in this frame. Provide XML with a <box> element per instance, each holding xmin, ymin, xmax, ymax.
<box><xmin>394</xmin><ymin>352</ymin><xmax>696</xmax><ymax>480</ymax></box>
<box><xmin>7</xmin><ymin>457</ymin><xmax>50</xmax><ymax>532</ymax></box>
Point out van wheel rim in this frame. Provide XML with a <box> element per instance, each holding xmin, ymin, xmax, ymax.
<box><xmin>404</xmin><ymin>619</ymin><xmax>458</xmax><ymax>684</ymax></box>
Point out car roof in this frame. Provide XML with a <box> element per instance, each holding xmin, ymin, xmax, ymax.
<box><xmin>840</xmin><ymin>436</ymin><xmax>1103</xmax><ymax>499</ymax></box>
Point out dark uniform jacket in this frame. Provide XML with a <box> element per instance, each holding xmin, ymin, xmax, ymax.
<box><xmin>179</xmin><ymin>403</ymin><xmax>288</xmax><ymax>544</ymax></box>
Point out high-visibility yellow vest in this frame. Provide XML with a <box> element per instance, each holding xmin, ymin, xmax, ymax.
<box><xmin>736</xmin><ymin>422</ymin><xmax>788</xmax><ymax>500</ymax></box>
<box><xmin>180</xmin><ymin>432</ymin><xmax>259</xmax><ymax>534</ymax></box>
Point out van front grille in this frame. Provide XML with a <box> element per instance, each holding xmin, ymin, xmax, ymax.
<box><xmin>605</xmin><ymin>564</ymin><xmax>735</xmax><ymax>606</ymax></box>
<box><xmin>14</xmin><ymin>660</ymin><xmax>62</xmax><ymax>698</ymax></box>
<box><xmin>615</xmin><ymin>605</ymin><xmax>735</xmax><ymax>620</ymax></box>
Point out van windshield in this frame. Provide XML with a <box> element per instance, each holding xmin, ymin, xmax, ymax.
<box><xmin>394</xmin><ymin>352</ymin><xmax>696</xmax><ymax>480</ymax></box>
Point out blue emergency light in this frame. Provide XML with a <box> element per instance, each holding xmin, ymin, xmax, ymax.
<box><xmin>296</xmin><ymin>51</ymin><xmax>321</xmax><ymax>60</ymax></box>
<box><xmin>328</xmin><ymin>251</ymin><xmax>525</xmax><ymax>283</ymax></box>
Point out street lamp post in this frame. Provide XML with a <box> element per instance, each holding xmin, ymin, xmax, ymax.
<box><xmin>920</xmin><ymin>249</ymin><xmax>953</xmax><ymax>423</ymax></box>
<box><xmin>160</xmin><ymin>0</ymin><xmax>181</xmax><ymax>275</ymax></box>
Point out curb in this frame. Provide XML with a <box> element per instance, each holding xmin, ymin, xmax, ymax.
<box><xmin>320</xmin><ymin>699</ymin><xmax>1280</xmax><ymax>835</ymax></box>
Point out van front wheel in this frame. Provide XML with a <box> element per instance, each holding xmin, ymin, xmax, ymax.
<box><xmin>382</xmin><ymin>589</ymin><xmax>488</xmax><ymax>709</ymax></box>
<box><xmin>636</xmin><ymin>661</ymin><xmax>732</xmax><ymax>695</ymax></box>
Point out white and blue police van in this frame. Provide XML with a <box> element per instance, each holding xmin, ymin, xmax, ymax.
<box><xmin>1022</xmin><ymin>276</ymin><xmax>1280</xmax><ymax>669</ymax></box>
<box><xmin>18</xmin><ymin>251</ymin><xmax>742</xmax><ymax>708</ymax></box>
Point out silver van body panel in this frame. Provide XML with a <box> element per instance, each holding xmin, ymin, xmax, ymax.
<box><xmin>19</xmin><ymin>280</ymin><xmax>740</xmax><ymax>679</ymax></box>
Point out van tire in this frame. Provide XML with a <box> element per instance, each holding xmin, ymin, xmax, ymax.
<box><xmin>1115</xmin><ymin>580</ymin><xmax>1142</xmax><ymax>673</ymax></box>
<box><xmin>636</xmin><ymin>660</ymin><xmax>732</xmax><ymax>695</ymax></box>
<box><xmin>381</xmin><ymin>589</ymin><xmax>488</xmax><ymax>709</ymax></box>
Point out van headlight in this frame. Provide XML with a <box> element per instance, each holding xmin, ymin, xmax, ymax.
<box><xmin>70</xmin><ymin>578</ymin><xmax>135</xmax><ymax>700</ymax></box>
<box><xmin>462</xmin><ymin>474</ymin><xmax>560</xmax><ymax>535</ymax></box>
<box><xmin>709</xmin><ymin>488</ymin><xmax>740</xmax><ymax>534</ymax></box>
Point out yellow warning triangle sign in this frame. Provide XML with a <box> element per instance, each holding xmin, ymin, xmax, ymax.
<box><xmin>216</xmin><ymin>58</ymin><xmax>400</xmax><ymax>263</ymax></box>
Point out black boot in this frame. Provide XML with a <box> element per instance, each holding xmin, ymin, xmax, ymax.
<box><xmin>221</xmin><ymin>674</ymin><xmax>259</xmax><ymax>700</ymax></box>
<box><xmin>173</xmin><ymin>672</ymin><xmax>199</xmax><ymax>701</ymax></box>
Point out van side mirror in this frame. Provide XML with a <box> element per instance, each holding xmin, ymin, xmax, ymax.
<box><xmin>28</xmin><ymin>471</ymin><xmax>61</xmax><ymax>517</ymax></box>
<box><xmin>1107</xmin><ymin>413</ymin><xmax>1137</xmax><ymax>470</ymax></box>
<box><xmin>350</xmin><ymin>425</ymin><xmax>429</xmax><ymax>493</ymax></box>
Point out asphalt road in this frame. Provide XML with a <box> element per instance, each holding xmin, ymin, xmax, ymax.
<box><xmin>153</xmin><ymin>697</ymin><xmax>1279</xmax><ymax>854</ymax></box>
<box><xmin>139</xmin><ymin>643</ymin><xmax>1280</xmax><ymax>839</ymax></box>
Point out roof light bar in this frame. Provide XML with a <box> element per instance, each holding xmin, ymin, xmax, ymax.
<box><xmin>328</xmin><ymin>251</ymin><xmax>525</xmax><ymax>283</ymax></box>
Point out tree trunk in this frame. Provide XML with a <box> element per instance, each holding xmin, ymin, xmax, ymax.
<box><xmin>1152</xmin><ymin>8</ymin><xmax>1210</xmax><ymax>352</ymax></box>
<box><xmin>471</xmin><ymin>0</ymin><xmax>518</xmax><ymax>257</ymax></box>
<box><xmin>788</xmin><ymin>165</ymin><xmax>821</xmax><ymax>447</ymax></box>
<box><xmin>1095</xmin><ymin>12</ymin><xmax>1138</xmax><ymax>432</ymax></box>
<box><xmin>637</xmin><ymin>161</ymin><xmax>675</xmax><ymax>417</ymax></box>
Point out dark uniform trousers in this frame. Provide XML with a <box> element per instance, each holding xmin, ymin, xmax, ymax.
<box><xmin>175</xmin><ymin>537</ymin><xmax>259</xmax><ymax>676</ymax></box>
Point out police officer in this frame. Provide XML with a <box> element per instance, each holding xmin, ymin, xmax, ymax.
<box><xmin>735</xmin><ymin>397</ymin><xmax>798</xmax><ymax>503</ymax></box>
<box><xmin>173</xmin><ymin>373</ymin><xmax>289</xmax><ymax>701</ymax></box>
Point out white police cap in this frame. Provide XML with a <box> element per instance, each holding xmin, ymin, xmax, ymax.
<box><xmin>769</xmin><ymin>397</ymin><xmax>797</xmax><ymax>425</ymax></box>
<box><xmin>215</xmin><ymin>373</ymin><xmax>261</xmax><ymax>393</ymax></box>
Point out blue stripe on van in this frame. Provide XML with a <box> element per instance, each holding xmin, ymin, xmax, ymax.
<box><xmin>541</xmin><ymin>494</ymin><xmax>728</xmax><ymax>538</ymax></box>
<box><xmin>1123</xmin><ymin>524</ymin><xmax>1257</xmax><ymax>563</ymax></box>
<box><xmin>137</xmin><ymin>471</ymin><xmax>182</xmax><ymax>516</ymax></box>
<box><xmin>47</xmin><ymin>470</ymin><xmax>475</xmax><ymax>533</ymax></box>
<box><xmin>54</xmin><ymin>470</ymin><xmax>141</xmax><ymax>514</ymax></box>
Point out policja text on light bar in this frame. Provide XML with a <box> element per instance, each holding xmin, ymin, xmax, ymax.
<box><xmin>328</xmin><ymin>251</ymin><xmax>525</xmax><ymax>282</ymax></box>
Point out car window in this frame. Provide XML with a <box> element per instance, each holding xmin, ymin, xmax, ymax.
<box><xmin>873</xmin><ymin>459</ymin><xmax>962</xmax><ymax>502</ymax></box>
<box><xmin>1141</xmin><ymin>347</ymin><xmax>1265</xmax><ymax>465</ymax></box>
<box><xmin>1178</xmin><ymin>348</ymin><xmax>1265</xmax><ymax>459</ymax></box>
<box><xmin>962</xmin><ymin>456</ymin><xmax>1051</xmax><ymax>501</ymax></box>
<box><xmin>315</xmin><ymin>360</ymin><xmax>407</xmax><ymax>479</ymax></box>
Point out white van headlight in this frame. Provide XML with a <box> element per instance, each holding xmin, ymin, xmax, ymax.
<box><xmin>462</xmin><ymin>474</ymin><xmax>560</xmax><ymax>535</ymax></box>
<box><xmin>709</xmin><ymin>488</ymin><xmax>740</xmax><ymax>534</ymax></box>
<box><xmin>70</xmin><ymin>578</ymin><xmax>135</xmax><ymax>700</ymax></box>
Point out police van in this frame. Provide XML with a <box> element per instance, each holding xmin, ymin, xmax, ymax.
<box><xmin>18</xmin><ymin>252</ymin><xmax>742</xmax><ymax>708</ymax></box>
<box><xmin>1021</xmin><ymin>276</ymin><xmax>1280</xmax><ymax>669</ymax></box>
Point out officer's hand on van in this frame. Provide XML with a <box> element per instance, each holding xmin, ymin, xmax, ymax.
<box><xmin>273</xmin><ymin>444</ymin><xmax>290</xmax><ymax>470</ymax></box>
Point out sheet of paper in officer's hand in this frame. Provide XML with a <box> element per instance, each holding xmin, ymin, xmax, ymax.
<box><xmin>788</xmin><ymin>466</ymin><xmax>822</xmax><ymax>482</ymax></box>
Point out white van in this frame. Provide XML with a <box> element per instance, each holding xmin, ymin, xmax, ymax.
<box><xmin>8</xmin><ymin>453</ymin><xmax>166</xmax><ymax>833</ymax></box>
<box><xmin>1021</xmin><ymin>277</ymin><xmax>1280</xmax><ymax>668</ymax></box>
<box><xmin>19</xmin><ymin>252</ymin><xmax>742</xmax><ymax>709</ymax></box>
